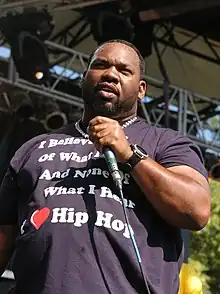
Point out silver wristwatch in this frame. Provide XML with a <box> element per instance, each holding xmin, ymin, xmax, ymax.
<box><xmin>124</xmin><ymin>144</ymin><xmax>148</xmax><ymax>172</ymax></box>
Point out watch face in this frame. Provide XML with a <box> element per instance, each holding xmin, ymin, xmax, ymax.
<box><xmin>133</xmin><ymin>144</ymin><xmax>148</xmax><ymax>158</ymax></box>
<box><xmin>124</xmin><ymin>144</ymin><xmax>148</xmax><ymax>172</ymax></box>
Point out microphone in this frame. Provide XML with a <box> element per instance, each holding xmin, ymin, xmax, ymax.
<box><xmin>102</xmin><ymin>146</ymin><xmax>122</xmax><ymax>190</ymax></box>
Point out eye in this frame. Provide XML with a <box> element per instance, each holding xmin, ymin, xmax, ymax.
<box><xmin>91</xmin><ymin>60</ymin><xmax>108</xmax><ymax>69</ymax></box>
<box><xmin>121</xmin><ymin>68</ymin><xmax>132</xmax><ymax>76</ymax></box>
<box><xmin>95</xmin><ymin>62</ymin><xmax>105</xmax><ymax>68</ymax></box>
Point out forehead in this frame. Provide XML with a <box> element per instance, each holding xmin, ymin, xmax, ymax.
<box><xmin>92</xmin><ymin>43</ymin><xmax>140</xmax><ymax>68</ymax></box>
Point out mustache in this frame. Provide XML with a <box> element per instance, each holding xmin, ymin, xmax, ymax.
<box><xmin>95</xmin><ymin>82</ymin><xmax>119</xmax><ymax>95</ymax></box>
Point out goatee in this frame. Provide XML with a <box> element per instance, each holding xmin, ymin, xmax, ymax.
<box><xmin>91</xmin><ymin>99</ymin><xmax>123</xmax><ymax>117</ymax></box>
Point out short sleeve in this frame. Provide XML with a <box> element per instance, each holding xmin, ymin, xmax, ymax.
<box><xmin>0</xmin><ymin>134</ymin><xmax>47</xmax><ymax>225</ymax></box>
<box><xmin>155</xmin><ymin>129</ymin><xmax>208</xmax><ymax>179</ymax></box>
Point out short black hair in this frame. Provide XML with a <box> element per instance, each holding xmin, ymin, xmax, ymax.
<box><xmin>87</xmin><ymin>39</ymin><xmax>146</xmax><ymax>79</ymax></box>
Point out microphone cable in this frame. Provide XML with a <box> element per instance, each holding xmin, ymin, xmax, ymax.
<box><xmin>116</xmin><ymin>183</ymin><xmax>151</xmax><ymax>294</ymax></box>
<box><xmin>102</xmin><ymin>146</ymin><xmax>151</xmax><ymax>293</ymax></box>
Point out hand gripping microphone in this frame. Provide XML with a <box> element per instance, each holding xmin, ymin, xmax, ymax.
<box><xmin>102</xmin><ymin>146</ymin><xmax>122</xmax><ymax>190</ymax></box>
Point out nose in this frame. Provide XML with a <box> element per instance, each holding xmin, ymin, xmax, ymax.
<box><xmin>101</xmin><ymin>66</ymin><xmax>119</xmax><ymax>84</ymax></box>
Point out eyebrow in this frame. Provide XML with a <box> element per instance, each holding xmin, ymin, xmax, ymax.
<box><xmin>92</xmin><ymin>57</ymin><xmax>108</xmax><ymax>64</ymax></box>
<box><xmin>92</xmin><ymin>57</ymin><xmax>134</xmax><ymax>69</ymax></box>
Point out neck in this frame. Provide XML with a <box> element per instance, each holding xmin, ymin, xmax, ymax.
<box><xmin>81</xmin><ymin>110</ymin><xmax>137</xmax><ymax>128</ymax></box>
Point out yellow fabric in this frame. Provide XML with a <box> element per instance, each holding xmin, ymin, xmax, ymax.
<box><xmin>179</xmin><ymin>264</ymin><xmax>203</xmax><ymax>294</ymax></box>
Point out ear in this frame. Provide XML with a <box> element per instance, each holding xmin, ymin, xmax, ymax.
<box><xmin>80</xmin><ymin>71</ymin><xmax>87</xmax><ymax>88</ymax></box>
<box><xmin>138</xmin><ymin>80</ymin><xmax>147</xmax><ymax>100</ymax></box>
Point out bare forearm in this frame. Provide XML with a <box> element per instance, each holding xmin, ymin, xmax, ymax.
<box><xmin>131</xmin><ymin>158</ymin><xmax>210</xmax><ymax>230</ymax></box>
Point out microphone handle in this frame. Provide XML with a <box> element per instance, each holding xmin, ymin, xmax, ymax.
<box><xmin>102</xmin><ymin>146</ymin><xmax>122</xmax><ymax>189</ymax></box>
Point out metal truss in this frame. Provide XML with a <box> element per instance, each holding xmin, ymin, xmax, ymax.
<box><xmin>0</xmin><ymin>40</ymin><xmax>86</xmax><ymax>109</ymax></box>
<box><xmin>2</xmin><ymin>1</ymin><xmax>220</xmax><ymax>67</ymax></box>
<box><xmin>0</xmin><ymin>39</ymin><xmax>220</xmax><ymax>153</ymax></box>
<box><xmin>141</xmin><ymin>75</ymin><xmax>220</xmax><ymax>153</ymax></box>
<box><xmin>50</xmin><ymin>15</ymin><xmax>91</xmax><ymax>60</ymax></box>
<box><xmin>139</xmin><ymin>0</ymin><xmax>220</xmax><ymax>22</ymax></box>
<box><xmin>0</xmin><ymin>0</ymin><xmax>116</xmax><ymax>16</ymax></box>
<box><xmin>154</xmin><ymin>23</ymin><xmax>220</xmax><ymax>67</ymax></box>
<box><xmin>48</xmin><ymin>20</ymin><xmax>220</xmax><ymax>69</ymax></box>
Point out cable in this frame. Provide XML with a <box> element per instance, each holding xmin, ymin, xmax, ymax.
<box><xmin>116</xmin><ymin>185</ymin><xmax>151</xmax><ymax>294</ymax></box>
<box><xmin>102</xmin><ymin>146</ymin><xmax>151</xmax><ymax>292</ymax></box>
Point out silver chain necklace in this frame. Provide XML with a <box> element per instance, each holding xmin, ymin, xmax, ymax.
<box><xmin>75</xmin><ymin>117</ymin><xmax>137</xmax><ymax>139</ymax></box>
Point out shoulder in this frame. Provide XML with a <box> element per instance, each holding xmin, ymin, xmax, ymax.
<box><xmin>130</xmin><ymin>118</ymin><xmax>181</xmax><ymax>155</ymax></box>
<box><xmin>134</xmin><ymin>118</ymin><xmax>194</xmax><ymax>148</ymax></box>
<box><xmin>131</xmin><ymin>118</ymin><xmax>174</xmax><ymax>141</ymax></box>
<box><xmin>132</xmin><ymin>119</ymin><xmax>207</xmax><ymax>176</ymax></box>
<box><xmin>154</xmin><ymin>126</ymin><xmax>199</xmax><ymax>154</ymax></box>
<box><xmin>152</xmin><ymin>126</ymin><xmax>207</xmax><ymax>177</ymax></box>
<box><xmin>11</xmin><ymin>133</ymin><xmax>49</xmax><ymax>171</ymax></box>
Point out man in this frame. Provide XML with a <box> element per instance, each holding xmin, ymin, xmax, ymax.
<box><xmin>0</xmin><ymin>39</ymin><xmax>210</xmax><ymax>294</ymax></box>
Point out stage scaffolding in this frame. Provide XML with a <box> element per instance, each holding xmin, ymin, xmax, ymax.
<box><xmin>0</xmin><ymin>40</ymin><xmax>220</xmax><ymax>153</ymax></box>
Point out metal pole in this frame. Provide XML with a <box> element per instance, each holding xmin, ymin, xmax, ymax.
<box><xmin>0</xmin><ymin>76</ymin><xmax>84</xmax><ymax>108</ymax></box>
<box><xmin>153</xmin><ymin>40</ymin><xmax>170</xmax><ymax>128</ymax></box>
<box><xmin>53</xmin><ymin>0</ymin><xmax>116</xmax><ymax>12</ymax></box>
<box><xmin>8</xmin><ymin>57</ymin><xmax>16</xmax><ymax>84</ymax></box>
<box><xmin>182</xmin><ymin>90</ymin><xmax>188</xmax><ymax>136</ymax></box>
<box><xmin>140</xmin><ymin>101</ymin><xmax>151</xmax><ymax>125</ymax></box>
<box><xmin>178</xmin><ymin>89</ymin><xmax>184</xmax><ymax>134</ymax></box>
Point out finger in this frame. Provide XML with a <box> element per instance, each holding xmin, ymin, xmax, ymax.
<box><xmin>89</xmin><ymin>116</ymin><xmax>113</xmax><ymax>127</ymax></box>
<box><xmin>89</xmin><ymin>131</ymin><xmax>109</xmax><ymax>146</ymax></box>
<box><xmin>93</xmin><ymin>141</ymin><xmax>102</xmax><ymax>152</ymax></box>
<box><xmin>89</xmin><ymin>123</ymin><xmax>109</xmax><ymax>133</ymax></box>
<box><xmin>88</xmin><ymin>132</ymin><xmax>96</xmax><ymax>143</ymax></box>
<box><xmin>94</xmin><ymin>129</ymin><xmax>111</xmax><ymax>139</ymax></box>
<box><xmin>98</xmin><ymin>138</ymin><xmax>113</xmax><ymax>150</ymax></box>
<box><xmin>89</xmin><ymin>130</ymin><xmax>111</xmax><ymax>145</ymax></box>
<box><xmin>97</xmin><ymin>135</ymin><xmax>117</xmax><ymax>148</ymax></box>
<box><xmin>89</xmin><ymin>135</ymin><xmax>103</xmax><ymax>152</ymax></box>
<box><xmin>89</xmin><ymin>116</ymin><xmax>104</xmax><ymax>127</ymax></box>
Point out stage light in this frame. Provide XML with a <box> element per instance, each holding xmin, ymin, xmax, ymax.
<box><xmin>10</xmin><ymin>31</ymin><xmax>50</xmax><ymax>85</ymax></box>
<box><xmin>35</xmin><ymin>71</ymin><xmax>44</xmax><ymax>81</ymax></box>
<box><xmin>43</xmin><ymin>100</ymin><xmax>67</xmax><ymax>131</ymax></box>
<box><xmin>91</xmin><ymin>8</ymin><xmax>154</xmax><ymax>58</ymax></box>
<box><xmin>0</xmin><ymin>9</ymin><xmax>54</xmax><ymax>85</ymax></box>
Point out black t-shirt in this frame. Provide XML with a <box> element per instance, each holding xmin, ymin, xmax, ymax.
<box><xmin>0</xmin><ymin>118</ymin><xmax>207</xmax><ymax>294</ymax></box>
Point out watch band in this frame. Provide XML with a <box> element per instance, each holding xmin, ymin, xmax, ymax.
<box><xmin>124</xmin><ymin>144</ymin><xmax>148</xmax><ymax>172</ymax></box>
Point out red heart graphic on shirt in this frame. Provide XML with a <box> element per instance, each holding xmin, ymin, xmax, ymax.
<box><xmin>30</xmin><ymin>208</ymin><xmax>50</xmax><ymax>230</ymax></box>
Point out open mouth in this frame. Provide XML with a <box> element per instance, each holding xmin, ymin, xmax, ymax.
<box><xmin>96</xmin><ymin>83</ymin><xmax>118</xmax><ymax>98</ymax></box>
<box><xmin>98</xmin><ymin>89</ymin><xmax>117</xmax><ymax>99</ymax></box>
